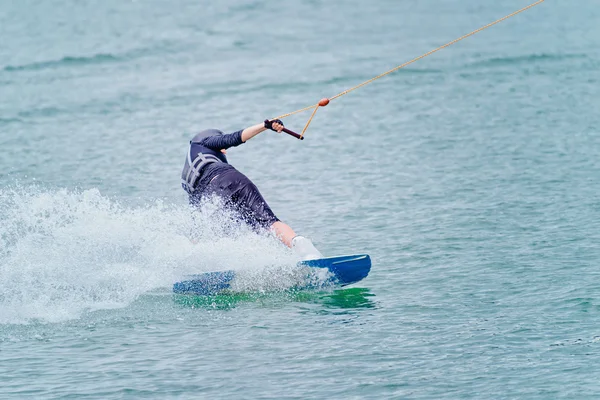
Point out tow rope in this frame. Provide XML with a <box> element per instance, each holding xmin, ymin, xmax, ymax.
<box><xmin>274</xmin><ymin>0</ymin><xmax>545</xmax><ymax>140</ymax></box>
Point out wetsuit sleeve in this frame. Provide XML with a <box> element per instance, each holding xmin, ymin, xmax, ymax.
<box><xmin>200</xmin><ymin>130</ymin><xmax>244</xmax><ymax>150</ymax></box>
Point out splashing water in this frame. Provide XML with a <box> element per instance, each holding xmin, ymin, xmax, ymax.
<box><xmin>0</xmin><ymin>186</ymin><xmax>301</xmax><ymax>324</ymax></box>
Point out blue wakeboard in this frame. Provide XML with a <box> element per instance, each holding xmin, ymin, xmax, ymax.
<box><xmin>173</xmin><ymin>254</ymin><xmax>371</xmax><ymax>296</ymax></box>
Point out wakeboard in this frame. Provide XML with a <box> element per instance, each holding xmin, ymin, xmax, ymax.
<box><xmin>173</xmin><ymin>254</ymin><xmax>371</xmax><ymax>296</ymax></box>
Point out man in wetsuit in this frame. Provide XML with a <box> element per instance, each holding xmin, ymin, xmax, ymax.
<box><xmin>181</xmin><ymin>119</ymin><xmax>323</xmax><ymax>260</ymax></box>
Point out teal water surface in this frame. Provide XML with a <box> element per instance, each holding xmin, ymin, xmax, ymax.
<box><xmin>2</xmin><ymin>0</ymin><xmax>600</xmax><ymax>398</ymax></box>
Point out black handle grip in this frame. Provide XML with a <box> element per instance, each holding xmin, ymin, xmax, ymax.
<box><xmin>281</xmin><ymin>127</ymin><xmax>304</xmax><ymax>140</ymax></box>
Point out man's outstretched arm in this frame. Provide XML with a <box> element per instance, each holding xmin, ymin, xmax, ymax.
<box><xmin>200</xmin><ymin>120</ymin><xmax>285</xmax><ymax>150</ymax></box>
<box><xmin>241</xmin><ymin>120</ymin><xmax>284</xmax><ymax>142</ymax></box>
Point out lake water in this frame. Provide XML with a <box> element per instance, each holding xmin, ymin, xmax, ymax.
<box><xmin>2</xmin><ymin>0</ymin><xmax>600</xmax><ymax>398</ymax></box>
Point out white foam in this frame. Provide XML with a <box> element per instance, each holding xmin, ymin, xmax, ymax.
<box><xmin>0</xmin><ymin>185</ymin><xmax>300</xmax><ymax>324</ymax></box>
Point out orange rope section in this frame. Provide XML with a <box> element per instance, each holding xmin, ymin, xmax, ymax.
<box><xmin>274</xmin><ymin>0</ymin><xmax>545</xmax><ymax>135</ymax></box>
<box><xmin>300</xmin><ymin>105</ymin><xmax>319</xmax><ymax>139</ymax></box>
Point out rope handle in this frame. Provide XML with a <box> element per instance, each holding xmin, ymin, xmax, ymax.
<box><xmin>282</xmin><ymin>127</ymin><xmax>304</xmax><ymax>140</ymax></box>
<box><xmin>264</xmin><ymin>119</ymin><xmax>305</xmax><ymax>140</ymax></box>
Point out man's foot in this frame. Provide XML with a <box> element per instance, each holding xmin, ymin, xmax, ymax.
<box><xmin>291</xmin><ymin>236</ymin><xmax>324</xmax><ymax>261</ymax></box>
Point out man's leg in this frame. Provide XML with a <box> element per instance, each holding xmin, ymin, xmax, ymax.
<box><xmin>224</xmin><ymin>172</ymin><xmax>323</xmax><ymax>259</ymax></box>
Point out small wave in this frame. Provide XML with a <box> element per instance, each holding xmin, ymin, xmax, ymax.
<box><xmin>17</xmin><ymin>106</ymin><xmax>62</xmax><ymax>119</ymax></box>
<box><xmin>249</xmin><ymin>68</ymin><xmax>443</xmax><ymax>94</ymax></box>
<box><xmin>323</xmin><ymin>69</ymin><xmax>442</xmax><ymax>86</ymax></box>
<box><xmin>3</xmin><ymin>53</ymin><xmax>120</xmax><ymax>72</ymax></box>
<box><xmin>0</xmin><ymin>117</ymin><xmax>23</xmax><ymax>125</ymax></box>
<box><xmin>468</xmin><ymin>53</ymin><xmax>588</xmax><ymax>68</ymax></box>
<box><xmin>2</xmin><ymin>40</ymin><xmax>187</xmax><ymax>74</ymax></box>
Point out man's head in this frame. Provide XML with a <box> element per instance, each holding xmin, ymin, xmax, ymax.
<box><xmin>191</xmin><ymin>129</ymin><xmax>228</xmax><ymax>160</ymax></box>
<box><xmin>191</xmin><ymin>129</ymin><xmax>223</xmax><ymax>143</ymax></box>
